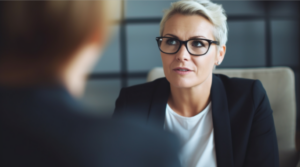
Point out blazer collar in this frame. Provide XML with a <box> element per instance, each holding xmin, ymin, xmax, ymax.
<box><xmin>147</xmin><ymin>76</ymin><xmax>234</xmax><ymax>167</ymax></box>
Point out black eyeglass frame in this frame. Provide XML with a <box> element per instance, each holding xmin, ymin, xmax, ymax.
<box><xmin>155</xmin><ymin>37</ymin><xmax>219</xmax><ymax>56</ymax></box>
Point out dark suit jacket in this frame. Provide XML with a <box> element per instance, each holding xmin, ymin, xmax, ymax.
<box><xmin>114</xmin><ymin>74</ymin><xmax>279</xmax><ymax>167</ymax></box>
<box><xmin>0</xmin><ymin>85</ymin><xmax>180</xmax><ymax>167</ymax></box>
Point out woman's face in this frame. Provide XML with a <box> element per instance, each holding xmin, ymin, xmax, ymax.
<box><xmin>161</xmin><ymin>13</ymin><xmax>225</xmax><ymax>88</ymax></box>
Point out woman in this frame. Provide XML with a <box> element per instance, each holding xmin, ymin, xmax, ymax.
<box><xmin>114</xmin><ymin>0</ymin><xmax>279</xmax><ymax>167</ymax></box>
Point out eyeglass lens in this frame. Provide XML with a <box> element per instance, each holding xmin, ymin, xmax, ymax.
<box><xmin>158</xmin><ymin>38</ymin><xmax>210</xmax><ymax>55</ymax></box>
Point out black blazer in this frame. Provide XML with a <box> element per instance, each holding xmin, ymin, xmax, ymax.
<box><xmin>0</xmin><ymin>85</ymin><xmax>180</xmax><ymax>167</ymax></box>
<box><xmin>114</xmin><ymin>74</ymin><xmax>279</xmax><ymax>167</ymax></box>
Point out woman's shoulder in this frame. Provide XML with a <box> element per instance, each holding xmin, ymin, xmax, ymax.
<box><xmin>214</xmin><ymin>73</ymin><xmax>262</xmax><ymax>88</ymax></box>
<box><xmin>213</xmin><ymin>73</ymin><xmax>266</xmax><ymax>97</ymax></box>
<box><xmin>214</xmin><ymin>73</ymin><xmax>256</xmax><ymax>84</ymax></box>
<box><xmin>114</xmin><ymin>77</ymin><xmax>169</xmax><ymax>116</ymax></box>
<box><xmin>213</xmin><ymin>73</ymin><xmax>269</xmax><ymax>116</ymax></box>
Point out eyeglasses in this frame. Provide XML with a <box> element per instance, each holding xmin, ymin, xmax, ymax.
<box><xmin>156</xmin><ymin>37</ymin><xmax>219</xmax><ymax>56</ymax></box>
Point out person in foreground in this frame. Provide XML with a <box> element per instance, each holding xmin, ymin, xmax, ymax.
<box><xmin>114</xmin><ymin>0</ymin><xmax>279</xmax><ymax>166</ymax></box>
<box><xmin>0</xmin><ymin>1</ymin><xmax>180</xmax><ymax>167</ymax></box>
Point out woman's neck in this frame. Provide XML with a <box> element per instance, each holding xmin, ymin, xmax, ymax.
<box><xmin>168</xmin><ymin>75</ymin><xmax>212</xmax><ymax>117</ymax></box>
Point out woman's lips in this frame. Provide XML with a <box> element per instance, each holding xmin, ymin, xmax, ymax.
<box><xmin>173</xmin><ymin>67</ymin><xmax>193</xmax><ymax>75</ymax></box>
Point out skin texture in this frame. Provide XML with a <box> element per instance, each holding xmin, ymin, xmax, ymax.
<box><xmin>161</xmin><ymin>13</ymin><xmax>226</xmax><ymax>117</ymax></box>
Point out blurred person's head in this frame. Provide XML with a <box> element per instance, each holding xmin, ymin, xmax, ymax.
<box><xmin>157</xmin><ymin>0</ymin><xmax>227</xmax><ymax>89</ymax></box>
<box><xmin>0</xmin><ymin>1</ymin><xmax>116</xmax><ymax>97</ymax></box>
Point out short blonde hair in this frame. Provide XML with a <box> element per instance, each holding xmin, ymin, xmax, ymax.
<box><xmin>160</xmin><ymin>0</ymin><xmax>228</xmax><ymax>47</ymax></box>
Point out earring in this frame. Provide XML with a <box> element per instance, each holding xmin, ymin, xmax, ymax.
<box><xmin>216</xmin><ymin>61</ymin><xmax>220</xmax><ymax>65</ymax></box>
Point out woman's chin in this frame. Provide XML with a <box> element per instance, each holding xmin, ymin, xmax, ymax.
<box><xmin>168</xmin><ymin>78</ymin><xmax>196</xmax><ymax>89</ymax></box>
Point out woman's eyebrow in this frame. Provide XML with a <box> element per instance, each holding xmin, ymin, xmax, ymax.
<box><xmin>164</xmin><ymin>34</ymin><xmax>178</xmax><ymax>38</ymax></box>
<box><xmin>163</xmin><ymin>34</ymin><xmax>208</xmax><ymax>40</ymax></box>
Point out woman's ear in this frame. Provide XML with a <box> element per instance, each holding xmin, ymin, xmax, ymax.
<box><xmin>215</xmin><ymin>45</ymin><xmax>226</xmax><ymax>66</ymax></box>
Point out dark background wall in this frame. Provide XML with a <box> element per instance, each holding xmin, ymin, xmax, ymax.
<box><xmin>81</xmin><ymin>0</ymin><xmax>300</xmax><ymax>132</ymax></box>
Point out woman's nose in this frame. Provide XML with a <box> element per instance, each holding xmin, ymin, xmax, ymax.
<box><xmin>175</xmin><ymin>44</ymin><xmax>191</xmax><ymax>62</ymax></box>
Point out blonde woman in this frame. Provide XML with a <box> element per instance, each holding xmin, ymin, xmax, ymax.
<box><xmin>114</xmin><ymin>0</ymin><xmax>279</xmax><ymax>166</ymax></box>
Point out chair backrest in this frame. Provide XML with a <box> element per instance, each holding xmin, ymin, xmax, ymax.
<box><xmin>147</xmin><ymin>67</ymin><xmax>297</xmax><ymax>167</ymax></box>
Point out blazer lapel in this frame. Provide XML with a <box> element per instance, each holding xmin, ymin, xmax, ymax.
<box><xmin>147</xmin><ymin>78</ymin><xmax>170</xmax><ymax>129</ymax></box>
<box><xmin>211</xmin><ymin>74</ymin><xmax>234</xmax><ymax>167</ymax></box>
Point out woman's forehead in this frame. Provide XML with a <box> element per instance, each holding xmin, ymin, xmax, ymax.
<box><xmin>163</xmin><ymin>13</ymin><xmax>214</xmax><ymax>40</ymax></box>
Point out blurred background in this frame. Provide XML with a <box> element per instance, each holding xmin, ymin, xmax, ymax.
<box><xmin>81</xmin><ymin>0</ymin><xmax>300</xmax><ymax>130</ymax></box>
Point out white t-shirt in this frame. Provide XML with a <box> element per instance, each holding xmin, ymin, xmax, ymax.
<box><xmin>164</xmin><ymin>102</ymin><xmax>216</xmax><ymax>167</ymax></box>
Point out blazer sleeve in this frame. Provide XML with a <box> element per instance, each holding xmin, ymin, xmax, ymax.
<box><xmin>244</xmin><ymin>80</ymin><xmax>279</xmax><ymax>167</ymax></box>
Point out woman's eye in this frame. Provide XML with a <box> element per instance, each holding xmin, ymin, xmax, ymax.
<box><xmin>192</xmin><ymin>41</ymin><xmax>204</xmax><ymax>47</ymax></box>
<box><xmin>166</xmin><ymin>39</ymin><xmax>177</xmax><ymax>45</ymax></box>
